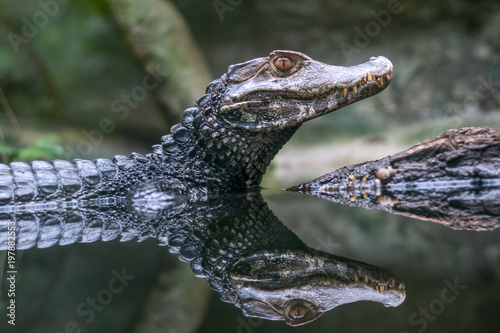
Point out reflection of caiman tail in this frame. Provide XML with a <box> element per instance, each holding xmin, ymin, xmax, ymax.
<box><xmin>289</xmin><ymin>127</ymin><xmax>500</xmax><ymax>231</ymax></box>
<box><xmin>0</xmin><ymin>181</ymin><xmax>405</xmax><ymax>326</ymax></box>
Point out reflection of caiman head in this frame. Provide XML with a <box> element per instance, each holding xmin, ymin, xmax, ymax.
<box><xmin>229</xmin><ymin>249</ymin><xmax>405</xmax><ymax>326</ymax></box>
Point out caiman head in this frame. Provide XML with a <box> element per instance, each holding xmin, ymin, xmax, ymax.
<box><xmin>159</xmin><ymin>50</ymin><xmax>393</xmax><ymax>190</ymax></box>
<box><xmin>217</xmin><ymin>50</ymin><xmax>393</xmax><ymax>130</ymax></box>
<box><xmin>228</xmin><ymin>249</ymin><xmax>405</xmax><ymax>326</ymax></box>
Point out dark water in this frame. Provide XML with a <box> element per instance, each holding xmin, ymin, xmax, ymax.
<box><xmin>1</xmin><ymin>187</ymin><xmax>499</xmax><ymax>333</ymax></box>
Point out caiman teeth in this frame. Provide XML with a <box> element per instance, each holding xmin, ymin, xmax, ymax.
<box><xmin>354</xmin><ymin>273</ymin><xmax>404</xmax><ymax>294</ymax></box>
<box><xmin>290</xmin><ymin>69</ymin><xmax>392</xmax><ymax>101</ymax></box>
<box><xmin>338</xmin><ymin>69</ymin><xmax>391</xmax><ymax>100</ymax></box>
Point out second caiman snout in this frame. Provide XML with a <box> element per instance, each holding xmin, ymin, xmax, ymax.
<box><xmin>219</xmin><ymin>50</ymin><xmax>393</xmax><ymax>130</ymax></box>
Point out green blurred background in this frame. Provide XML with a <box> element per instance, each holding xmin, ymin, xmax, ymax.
<box><xmin>0</xmin><ymin>1</ymin><xmax>499</xmax><ymax>332</ymax></box>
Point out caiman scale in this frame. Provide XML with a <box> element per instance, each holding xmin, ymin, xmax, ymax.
<box><xmin>0</xmin><ymin>50</ymin><xmax>393</xmax><ymax>208</ymax></box>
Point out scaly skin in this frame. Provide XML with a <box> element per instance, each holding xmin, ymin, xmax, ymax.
<box><xmin>0</xmin><ymin>50</ymin><xmax>393</xmax><ymax>210</ymax></box>
<box><xmin>289</xmin><ymin>127</ymin><xmax>500</xmax><ymax>231</ymax></box>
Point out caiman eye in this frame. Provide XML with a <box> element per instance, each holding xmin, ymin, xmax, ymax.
<box><xmin>274</xmin><ymin>57</ymin><xmax>294</xmax><ymax>72</ymax></box>
<box><xmin>284</xmin><ymin>299</ymin><xmax>319</xmax><ymax>326</ymax></box>
<box><xmin>288</xmin><ymin>303</ymin><xmax>309</xmax><ymax>319</ymax></box>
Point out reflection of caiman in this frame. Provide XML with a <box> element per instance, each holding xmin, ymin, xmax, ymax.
<box><xmin>0</xmin><ymin>50</ymin><xmax>393</xmax><ymax>207</ymax></box>
<box><xmin>290</xmin><ymin>127</ymin><xmax>500</xmax><ymax>231</ymax></box>
<box><xmin>0</xmin><ymin>183</ymin><xmax>405</xmax><ymax>326</ymax></box>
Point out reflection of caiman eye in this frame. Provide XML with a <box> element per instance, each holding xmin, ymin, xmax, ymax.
<box><xmin>284</xmin><ymin>299</ymin><xmax>318</xmax><ymax>326</ymax></box>
<box><xmin>288</xmin><ymin>303</ymin><xmax>309</xmax><ymax>319</ymax></box>
<box><xmin>274</xmin><ymin>56</ymin><xmax>294</xmax><ymax>72</ymax></box>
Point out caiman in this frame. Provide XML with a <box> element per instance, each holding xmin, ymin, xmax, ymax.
<box><xmin>1</xmin><ymin>182</ymin><xmax>405</xmax><ymax>326</ymax></box>
<box><xmin>0</xmin><ymin>50</ymin><xmax>393</xmax><ymax>209</ymax></box>
<box><xmin>0</xmin><ymin>50</ymin><xmax>400</xmax><ymax>326</ymax></box>
<box><xmin>289</xmin><ymin>127</ymin><xmax>500</xmax><ymax>231</ymax></box>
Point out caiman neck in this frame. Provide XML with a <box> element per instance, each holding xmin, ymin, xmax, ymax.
<box><xmin>146</xmin><ymin>50</ymin><xmax>393</xmax><ymax>192</ymax></box>
<box><xmin>149</xmin><ymin>79</ymin><xmax>299</xmax><ymax>191</ymax></box>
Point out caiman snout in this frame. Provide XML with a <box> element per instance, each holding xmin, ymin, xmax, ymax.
<box><xmin>219</xmin><ymin>50</ymin><xmax>393</xmax><ymax>130</ymax></box>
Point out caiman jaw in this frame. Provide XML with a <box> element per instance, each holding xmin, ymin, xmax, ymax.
<box><xmin>219</xmin><ymin>50</ymin><xmax>393</xmax><ymax>130</ymax></box>
<box><xmin>228</xmin><ymin>250</ymin><xmax>405</xmax><ymax>326</ymax></box>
